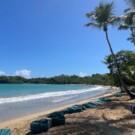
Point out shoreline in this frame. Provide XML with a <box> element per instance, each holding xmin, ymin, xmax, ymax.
<box><xmin>0</xmin><ymin>87</ymin><xmax>117</xmax><ymax>129</ymax></box>
<box><xmin>0</xmin><ymin>84</ymin><xmax>109</xmax><ymax>122</ymax></box>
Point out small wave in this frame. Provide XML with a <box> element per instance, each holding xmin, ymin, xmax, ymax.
<box><xmin>0</xmin><ymin>86</ymin><xmax>108</xmax><ymax>104</ymax></box>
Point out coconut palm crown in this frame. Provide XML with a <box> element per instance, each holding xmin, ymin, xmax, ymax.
<box><xmin>85</xmin><ymin>2</ymin><xmax>121</xmax><ymax>31</ymax></box>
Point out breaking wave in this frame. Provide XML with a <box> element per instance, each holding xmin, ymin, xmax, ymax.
<box><xmin>0</xmin><ymin>86</ymin><xmax>109</xmax><ymax>104</ymax></box>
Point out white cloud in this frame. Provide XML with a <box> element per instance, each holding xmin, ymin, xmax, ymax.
<box><xmin>15</xmin><ymin>69</ymin><xmax>31</xmax><ymax>78</ymax></box>
<box><xmin>79</xmin><ymin>72</ymin><xmax>87</xmax><ymax>77</ymax></box>
<box><xmin>0</xmin><ymin>71</ymin><xmax>6</xmax><ymax>76</ymax></box>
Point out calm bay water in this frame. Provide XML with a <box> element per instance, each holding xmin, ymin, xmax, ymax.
<box><xmin>0</xmin><ymin>84</ymin><xmax>109</xmax><ymax>122</ymax></box>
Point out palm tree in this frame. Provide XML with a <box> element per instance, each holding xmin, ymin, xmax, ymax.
<box><xmin>118</xmin><ymin>12</ymin><xmax>135</xmax><ymax>46</ymax></box>
<box><xmin>119</xmin><ymin>0</ymin><xmax>135</xmax><ymax>46</ymax></box>
<box><xmin>85</xmin><ymin>2</ymin><xmax>135</xmax><ymax>99</ymax></box>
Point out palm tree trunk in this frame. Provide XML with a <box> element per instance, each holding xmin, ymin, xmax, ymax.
<box><xmin>105</xmin><ymin>30</ymin><xmax>135</xmax><ymax>99</ymax></box>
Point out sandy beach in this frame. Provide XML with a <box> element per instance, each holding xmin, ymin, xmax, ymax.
<box><xmin>1</xmin><ymin>87</ymin><xmax>135</xmax><ymax>135</ymax></box>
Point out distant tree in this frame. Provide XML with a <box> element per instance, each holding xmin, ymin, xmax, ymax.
<box><xmin>0</xmin><ymin>76</ymin><xmax>26</xmax><ymax>84</ymax></box>
<box><xmin>0</xmin><ymin>74</ymin><xmax>114</xmax><ymax>86</ymax></box>
<box><xmin>85</xmin><ymin>2</ymin><xmax>135</xmax><ymax>98</ymax></box>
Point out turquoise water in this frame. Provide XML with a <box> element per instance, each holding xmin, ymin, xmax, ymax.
<box><xmin>0</xmin><ymin>84</ymin><xmax>109</xmax><ymax>122</ymax></box>
<box><xmin>0</xmin><ymin>84</ymin><xmax>92</xmax><ymax>98</ymax></box>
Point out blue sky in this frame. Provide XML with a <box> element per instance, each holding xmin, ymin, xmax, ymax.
<box><xmin>0</xmin><ymin>0</ymin><xmax>134</xmax><ymax>78</ymax></box>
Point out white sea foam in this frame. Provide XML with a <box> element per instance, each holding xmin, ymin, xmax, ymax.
<box><xmin>0</xmin><ymin>86</ymin><xmax>109</xmax><ymax>105</ymax></box>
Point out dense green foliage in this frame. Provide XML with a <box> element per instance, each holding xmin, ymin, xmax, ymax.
<box><xmin>103</xmin><ymin>50</ymin><xmax>135</xmax><ymax>85</ymax></box>
<box><xmin>0</xmin><ymin>76</ymin><xmax>27</xmax><ymax>84</ymax></box>
<box><xmin>0</xmin><ymin>74</ymin><xmax>114</xmax><ymax>86</ymax></box>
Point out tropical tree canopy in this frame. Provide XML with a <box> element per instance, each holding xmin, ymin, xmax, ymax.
<box><xmin>119</xmin><ymin>14</ymin><xmax>134</xmax><ymax>30</ymax></box>
<box><xmin>103</xmin><ymin>50</ymin><xmax>135</xmax><ymax>85</ymax></box>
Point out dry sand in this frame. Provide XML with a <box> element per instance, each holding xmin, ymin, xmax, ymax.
<box><xmin>1</xmin><ymin>88</ymin><xmax>135</xmax><ymax>135</ymax></box>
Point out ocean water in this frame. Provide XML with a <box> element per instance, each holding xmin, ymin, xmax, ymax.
<box><xmin>0</xmin><ymin>84</ymin><xmax>110</xmax><ymax>122</ymax></box>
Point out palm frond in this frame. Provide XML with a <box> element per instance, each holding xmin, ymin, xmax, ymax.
<box><xmin>125</xmin><ymin>8</ymin><xmax>135</xmax><ymax>15</ymax></box>
<box><xmin>118</xmin><ymin>25</ymin><xmax>129</xmax><ymax>30</ymax></box>
<box><xmin>124</xmin><ymin>7</ymin><xmax>132</xmax><ymax>13</ymax></box>
<box><xmin>118</xmin><ymin>13</ymin><xmax>134</xmax><ymax>30</ymax></box>
<box><xmin>127</xmin><ymin>37</ymin><xmax>133</xmax><ymax>41</ymax></box>
<box><xmin>125</xmin><ymin>0</ymin><xmax>135</xmax><ymax>7</ymax></box>
<box><xmin>86</xmin><ymin>13</ymin><xmax>97</xmax><ymax>22</ymax></box>
<box><xmin>85</xmin><ymin>22</ymin><xmax>102</xmax><ymax>29</ymax></box>
<box><xmin>86</xmin><ymin>12</ymin><xmax>96</xmax><ymax>18</ymax></box>
<box><xmin>127</xmin><ymin>34</ymin><xmax>135</xmax><ymax>45</ymax></box>
<box><xmin>108</xmin><ymin>16</ymin><xmax>123</xmax><ymax>26</ymax></box>
<box><xmin>124</xmin><ymin>14</ymin><xmax>134</xmax><ymax>25</ymax></box>
<box><xmin>95</xmin><ymin>2</ymin><xmax>114</xmax><ymax>24</ymax></box>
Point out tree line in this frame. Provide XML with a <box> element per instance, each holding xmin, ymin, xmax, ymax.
<box><xmin>0</xmin><ymin>50</ymin><xmax>134</xmax><ymax>86</ymax></box>
<box><xmin>0</xmin><ymin>74</ymin><xmax>113</xmax><ymax>85</ymax></box>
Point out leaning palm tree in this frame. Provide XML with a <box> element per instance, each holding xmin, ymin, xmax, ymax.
<box><xmin>85</xmin><ymin>2</ymin><xmax>135</xmax><ymax>99</ymax></box>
